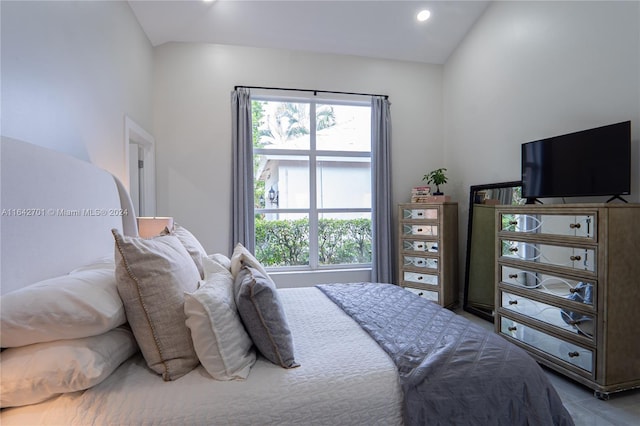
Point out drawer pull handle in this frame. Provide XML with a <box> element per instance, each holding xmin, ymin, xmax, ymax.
<box><xmin>418</xmin><ymin>292</ymin><xmax>424</xmax><ymax>296</ymax></box>
<box><xmin>568</xmin><ymin>351</ymin><xmax>580</xmax><ymax>358</ymax></box>
<box><xmin>509</xmin><ymin>247</ymin><xmax>518</xmax><ymax>252</ymax></box>
<box><xmin>417</xmin><ymin>245</ymin><xmax>424</xmax><ymax>249</ymax></box>
<box><xmin>508</xmin><ymin>220</ymin><xmax>518</xmax><ymax>225</ymax></box>
<box><xmin>417</xmin><ymin>228</ymin><xmax>423</xmax><ymax>232</ymax></box>
<box><xmin>508</xmin><ymin>274</ymin><xmax>518</xmax><ymax>279</ymax></box>
<box><xmin>508</xmin><ymin>300</ymin><xmax>518</xmax><ymax>305</ymax></box>
<box><xmin>570</xmin><ymin>255</ymin><xmax>582</xmax><ymax>261</ymax></box>
<box><xmin>569</xmin><ymin>223</ymin><xmax>581</xmax><ymax>229</ymax></box>
<box><xmin>569</xmin><ymin>288</ymin><xmax>578</xmax><ymax>293</ymax></box>
<box><xmin>417</xmin><ymin>276</ymin><xmax>423</xmax><ymax>280</ymax></box>
<box><xmin>417</xmin><ymin>212</ymin><xmax>423</xmax><ymax>216</ymax></box>
<box><xmin>507</xmin><ymin>326</ymin><xmax>517</xmax><ymax>332</ymax></box>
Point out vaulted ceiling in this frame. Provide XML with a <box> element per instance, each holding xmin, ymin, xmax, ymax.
<box><xmin>128</xmin><ymin>0</ymin><xmax>490</xmax><ymax>64</ymax></box>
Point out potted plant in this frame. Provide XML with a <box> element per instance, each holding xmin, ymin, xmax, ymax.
<box><xmin>423</xmin><ymin>168</ymin><xmax>448</xmax><ymax>195</ymax></box>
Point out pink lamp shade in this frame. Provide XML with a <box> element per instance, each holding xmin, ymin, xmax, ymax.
<box><xmin>137</xmin><ymin>217</ymin><xmax>174</xmax><ymax>238</ymax></box>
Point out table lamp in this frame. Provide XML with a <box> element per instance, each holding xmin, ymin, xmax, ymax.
<box><xmin>137</xmin><ymin>217</ymin><xmax>174</xmax><ymax>238</ymax></box>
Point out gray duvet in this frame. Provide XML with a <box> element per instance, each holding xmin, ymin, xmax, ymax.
<box><xmin>317</xmin><ymin>283</ymin><xmax>574</xmax><ymax>426</ymax></box>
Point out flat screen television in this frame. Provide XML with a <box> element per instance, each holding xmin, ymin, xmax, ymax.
<box><xmin>521</xmin><ymin>121</ymin><xmax>631</xmax><ymax>203</ymax></box>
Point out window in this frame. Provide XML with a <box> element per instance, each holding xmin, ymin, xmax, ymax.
<box><xmin>251</xmin><ymin>97</ymin><xmax>372</xmax><ymax>270</ymax></box>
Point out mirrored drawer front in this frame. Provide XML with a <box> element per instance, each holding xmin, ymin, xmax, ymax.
<box><xmin>403</xmin><ymin>224</ymin><xmax>438</xmax><ymax>236</ymax></box>
<box><xmin>500</xmin><ymin>317</ymin><xmax>593</xmax><ymax>374</ymax></box>
<box><xmin>501</xmin><ymin>291</ymin><xmax>594</xmax><ymax>339</ymax></box>
<box><xmin>402</xmin><ymin>240</ymin><xmax>438</xmax><ymax>253</ymax></box>
<box><xmin>402</xmin><ymin>208</ymin><xmax>438</xmax><ymax>220</ymax></box>
<box><xmin>403</xmin><ymin>272</ymin><xmax>438</xmax><ymax>286</ymax></box>
<box><xmin>500</xmin><ymin>265</ymin><xmax>595</xmax><ymax>308</ymax></box>
<box><xmin>404</xmin><ymin>286</ymin><xmax>439</xmax><ymax>302</ymax></box>
<box><xmin>403</xmin><ymin>255</ymin><xmax>438</xmax><ymax>270</ymax></box>
<box><xmin>501</xmin><ymin>240</ymin><xmax>595</xmax><ymax>272</ymax></box>
<box><xmin>500</xmin><ymin>213</ymin><xmax>595</xmax><ymax>239</ymax></box>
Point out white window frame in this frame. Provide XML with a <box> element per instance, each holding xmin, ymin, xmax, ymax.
<box><xmin>252</xmin><ymin>94</ymin><xmax>372</xmax><ymax>272</ymax></box>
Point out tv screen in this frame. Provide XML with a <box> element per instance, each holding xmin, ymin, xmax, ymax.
<box><xmin>521</xmin><ymin>121</ymin><xmax>631</xmax><ymax>201</ymax></box>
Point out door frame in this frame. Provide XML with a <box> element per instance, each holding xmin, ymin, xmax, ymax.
<box><xmin>124</xmin><ymin>115</ymin><xmax>156</xmax><ymax>217</ymax></box>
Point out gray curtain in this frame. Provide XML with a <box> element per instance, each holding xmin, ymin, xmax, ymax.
<box><xmin>371</xmin><ymin>96</ymin><xmax>394</xmax><ymax>283</ymax></box>
<box><xmin>231</xmin><ymin>88</ymin><xmax>254</xmax><ymax>253</ymax></box>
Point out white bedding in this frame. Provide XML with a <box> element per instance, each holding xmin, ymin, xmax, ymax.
<box><xmin>1</xmin><ymin>288</ymin><xmax>403</xmax><ymax>425</ymax></box>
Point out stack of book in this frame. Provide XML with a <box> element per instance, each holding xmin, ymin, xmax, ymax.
<box><xmin>411</xmin><ymin>186</ymin><xmax>431</xmax><ymax>203</ymax></box>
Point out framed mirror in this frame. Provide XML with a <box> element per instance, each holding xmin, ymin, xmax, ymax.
<box><xmin>463</xmin><ymin>181</ymin><xmax>523</xmax><ymax>322</ymax></box>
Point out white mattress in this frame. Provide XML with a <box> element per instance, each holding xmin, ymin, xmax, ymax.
<box><xmin>1</xmin><ymin>288</ymin><xmax>403</xmax><ymax>425</ymax></box>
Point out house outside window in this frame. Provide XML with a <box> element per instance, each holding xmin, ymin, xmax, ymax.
<box><xmin>252</xmin><ymin>96</ymin><xmax>372</xmax><ymax>270</ymax></box>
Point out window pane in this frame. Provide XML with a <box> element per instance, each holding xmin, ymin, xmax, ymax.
<box><xmin>255</xmin><ymin>213</ymin><xmax>310</xmax><ymax>267</ymax></box>
<box><xmin>317</xmin><ymin>156</ymin><xmax>371</xmax><ymax>208</ymax></box>
<box><xmin>253</xmin><ymin>101</ymin><xmax>310</xmax><ymax>150</ymax></box>
<box><xmin>316</xmin><ymin>104</ymin><xmax>371</xmax><ymax>152</ymax></box>
<box><xmin>251</xmin><ymin>96</ymin><xmax>373</xmax><ymax>271</ymax></box>
<box><xmin>318</xmin><ymin>212</ymin><xmax>372</xmax><ymax>265</ymax></box>
<box><xmin>255</xmin><ymin>154</ymin><xmax>309</xmax><ymax>209</ymax></box>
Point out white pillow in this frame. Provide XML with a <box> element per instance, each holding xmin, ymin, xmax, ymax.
<box><xmin>203</xmin><ymin>255</ymin><xmax>232</xmax><ymax>276</ymax></box>
<box><xmin>230</xmin><ymin>243</ymin><xmax>273</xmax><ymax>283</ymax></box>
<box><xmin>70</xmin><ymin>256</ymin><xmax>115</xmax><ymax>272</ymax></box>
<box><xmin>1</xmin><ymin>266</ymin><xmax>126</xmax><ymax>347</ymax></box>
<box><xmin>0</xmin><ymin>326</ymin><xmax>138</xmax><ymax>408</ymax></box>
<box><xmin>184</xmin><ymin>269</ymin><xmax>256</xmax><ymax>380</ymax></box>
<box><xmin>208</xmin><ymin>253</ymin><xmax>232</xmax><ymax>271</ymax></box>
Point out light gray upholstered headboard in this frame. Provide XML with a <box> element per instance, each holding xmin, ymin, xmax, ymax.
<box><xmin>1</xmin><ymin>137</ymin><xmax>137</xmax><ymax>294</ymax></box>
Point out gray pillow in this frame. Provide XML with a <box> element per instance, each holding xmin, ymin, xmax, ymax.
<box><xmin>234</xmin><ymin>266</ymin><xmax>299</xmax><ymax>368</ymax></box>
<box><xmin>112</xmin><ymin>229</ymin><xmax>200</xmax><ymax>381</ymax></box>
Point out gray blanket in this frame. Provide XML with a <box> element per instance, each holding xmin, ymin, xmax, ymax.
<box><xmin>317</xmin><ymin>283</ymin><xmax>574</xmax><ymax>426</ymax></box>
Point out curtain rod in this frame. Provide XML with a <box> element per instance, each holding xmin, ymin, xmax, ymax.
<box><xmin>234</xmin><ymin>85</ymin><xmax>388</xmax><ymax>100</ymax></box>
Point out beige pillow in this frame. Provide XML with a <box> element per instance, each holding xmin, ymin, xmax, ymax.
<box><xmin>112</xmin><ymin>229</ymin><xmax>200</xmax><ymax>381</ymax></box>
<box><xmin>162</xmin><ymin>223</ymin><xmax>208</xmax><ymax>278</ymax></box>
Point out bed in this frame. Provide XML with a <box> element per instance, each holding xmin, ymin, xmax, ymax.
<box><xmin>0</xmin><ymin>137</ymin><xmax>574</xmax><ymax>425</ymax></box>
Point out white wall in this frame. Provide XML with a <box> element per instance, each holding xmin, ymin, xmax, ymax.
<box><xmin>1</xmin><ymin>0</ymin><xmax>154</xmax><ymax>182</ymax></box>
<box><xmin>444</xmin><ymin>0</ymin><xmax>640</xmax><ymax>290</ymax></box>
<box><xmin>8</xmin><ymin>1</ymin><xmax>637</xmax><ymax>290</ymax></box>
<box><xmin>153</xmin><ymin>43</ymin><xmax>444</xmax><ymax>286</ymax></box>
<box><xmin>445</xmin><ymin>0</ymin><xmax>640</xmax><ymax>201</ymax></box>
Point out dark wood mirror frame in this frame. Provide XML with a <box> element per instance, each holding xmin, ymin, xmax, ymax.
<box><xmin>463</xmin><ymin>181</ymin><xmax>522</xmax><ymax>322</ymax></box>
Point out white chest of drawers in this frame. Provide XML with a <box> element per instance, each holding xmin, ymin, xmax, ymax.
<box><xmin>397</xmin><ymin>202</ymin><xmax>458</xmax><ymax>307</ymax></box>
<box><xmin>494</xmin><ymin>204</ymin><xmax>640</xmax><ymax>398</ymax></box>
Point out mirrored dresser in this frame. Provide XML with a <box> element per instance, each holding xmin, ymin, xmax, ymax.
<box><xmin>397</xmin><ymin>202</ymin><xmax>458</xmax><ymax>308</ymax></box>
<box><xmin>494</xmin><ymin>203</ymin><xmax>640</xmax><ymax>398</ymax></box>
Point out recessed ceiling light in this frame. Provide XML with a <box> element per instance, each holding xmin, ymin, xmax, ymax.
<box><xmin>417</xmin><ymin>10</ymin><xmax>431</xmax><ymax>22</ymax></box>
